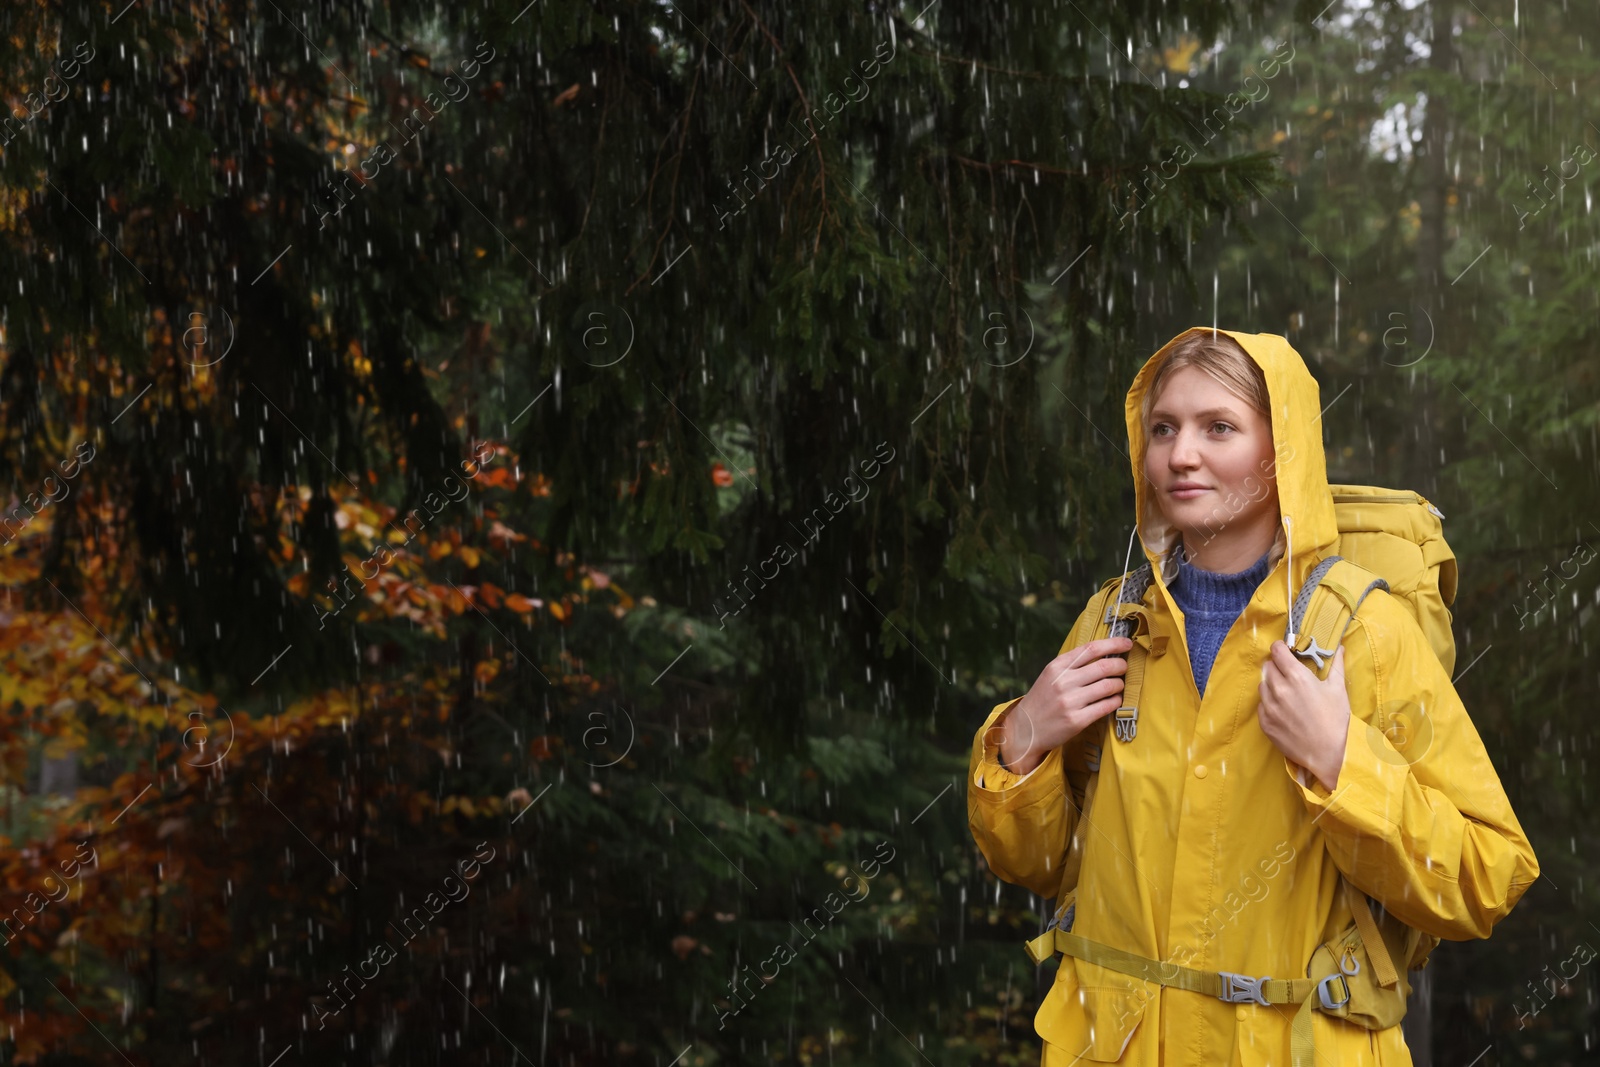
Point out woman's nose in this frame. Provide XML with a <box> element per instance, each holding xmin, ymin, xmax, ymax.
<box><xmin>1168</xmin><ymin>428</ymin><xmax>1201</xmax><ymax>469</ymax></box>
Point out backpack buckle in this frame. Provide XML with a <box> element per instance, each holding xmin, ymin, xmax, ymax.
<box><xmin>1113</xmin><ymin>707</ymin><xmax>1138</xmax><ymax>742</ymax></box>
<box><xmin>1316</xmin><ymin>972</ymin><xmax>1352</xmax><ymax>1010</ymax></box>
<box><xmin>1218</xmin><ymin>971</ymin><xmax>1270</xmax><ymax>1005</ymax></box>
<box><xmin>1294</xmin><ymin>635</ymin><xmax>1337</xmax><ymax>671</ymax></box>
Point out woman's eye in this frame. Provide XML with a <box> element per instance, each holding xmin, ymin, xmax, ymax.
<box><xmin>1150</xmin><ymin>422</ymin><xmax>1231</xmax><ymax>435</ymax></box>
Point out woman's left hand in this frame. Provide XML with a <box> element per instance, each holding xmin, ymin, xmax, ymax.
<box><xmin>1257</xmin><ymin>641</ymin><xmax>1351</xmax><ymax>792</ymax></box>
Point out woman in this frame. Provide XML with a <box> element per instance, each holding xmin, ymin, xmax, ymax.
<box><xmin>967</xmin><ymin>327</ymin><xmax>1539</xmax><ymax>1065</ymax></box>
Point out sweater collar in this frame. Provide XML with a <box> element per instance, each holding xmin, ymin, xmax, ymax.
<box><xmin>1171</xmin><ymin>541</ymin><xmax>1274</xmax><ymax>607</ymax></box>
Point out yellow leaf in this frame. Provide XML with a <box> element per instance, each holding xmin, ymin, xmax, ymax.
<box><xmin>1162</xmin><ymin>36</ymin><xmax>1201</xmax><ymax>73</ymax></box>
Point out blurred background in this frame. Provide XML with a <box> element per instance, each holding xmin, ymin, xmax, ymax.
<box><xmin>0</xmin><ymin>0</ymin><xmax>1593</xmax><ymax>1063</ymax></box>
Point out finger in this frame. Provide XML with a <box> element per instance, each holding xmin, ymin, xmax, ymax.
<box><xmin>1255</xmin><ymin>692</ymin><xmax>1276</xmax><ymax>734</ymax></box>
<box><xmin>1057</xmin><ymin>677</ymin><xmax>1124</xmax><ymax>717</ymax></box>
<box><xmin>1074</xmin><ymin>654</ymin><xmax>1130</xmax><ymax>681</ymax></box>
<box><xmin>1084</xmin><ymin>694</ymin><xmax>1124</xmax><ymax>720</ymax></box>
<box><xmin>1051</xmin><ymin>659</ymin><xmax>1123</xmax><ymax>698</ymax></box>
<box><xmin>1063</xmin><ymin>636</ymin><xmax>1136</xmax><ymax>669</ymax></box>
<box><xmin>1078</xmin><ymin>675</ymin><xmax>1126</xmax><ymax>703</ymax></box>
<box><xmin>1271</xmin><ymin>641</ymin><xmax>1315</xmax><ymax>682</ymax></box>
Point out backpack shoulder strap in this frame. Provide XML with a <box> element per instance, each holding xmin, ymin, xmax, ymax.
<box><xmin>1288</xmin><ymin>557</ymin><xmax>1391</xmax><ymax>677</ymax></box>
<box><xmin>1050</xmin><ymin>565</ymin><xmax>1156</xmax><ymax>932</ymax></box>
<box><xmin>1083</xmin><ymin>564</ymin><xmax>1157</xmax><ymax>754</ymax></box>
<box><xmin>1298</xmin><ymin>563</ymin><xmax>1443</xmax><ymax>973</ymax></box>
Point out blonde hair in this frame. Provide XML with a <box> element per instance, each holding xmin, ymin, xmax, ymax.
<box><xmin>1140</xmin><ymin>332</ymin><xmax>1269</xmax><ymax>430</ymax></box>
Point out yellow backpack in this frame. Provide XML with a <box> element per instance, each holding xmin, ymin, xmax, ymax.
<box><xmin>1035</xmin><ymin>484</ymin><xmax>1457</xmax><ymax>1034</ymax></box>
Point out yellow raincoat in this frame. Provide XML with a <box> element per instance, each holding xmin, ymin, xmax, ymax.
<box><xmin>967</xmin><ymin>328</ymin><xmax>1539</xmax><ymax>1065</ymax></box>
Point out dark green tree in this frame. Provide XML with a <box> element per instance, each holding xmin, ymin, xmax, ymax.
<box><xmin>0</xmin><ymin>0</ymin><xmax>1328</xmax><ymax>1064</ymax></box>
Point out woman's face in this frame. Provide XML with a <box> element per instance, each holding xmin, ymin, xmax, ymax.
<box><xmin>1143</xmin><ymin>366</ymin><xmax>1279</xmax><ymax>546</ymax></box>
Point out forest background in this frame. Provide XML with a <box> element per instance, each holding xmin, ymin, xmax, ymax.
<box><xmin>0</xmin><ymin>0</ymin><xmax>1594</xmax><ymax>1064</ymax></box>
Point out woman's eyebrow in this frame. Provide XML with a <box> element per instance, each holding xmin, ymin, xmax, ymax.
<box><xmin>1148</xmin><ymin>406</ymin><xmax>1242</xmax><ymax>421</ymax></box>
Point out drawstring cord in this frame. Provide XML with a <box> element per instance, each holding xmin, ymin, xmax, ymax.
<box><xmin>1108</xmin><ymin>526</ymin><xmax>1141</xmax><ymax>630</ymax></box>
<box><xmin>1283</xmin><ymin>515</ymin><xmax>1296</xmax><ymax>646</ymax></box>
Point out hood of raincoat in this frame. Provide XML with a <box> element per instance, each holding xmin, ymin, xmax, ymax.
<box><xmin>1124</xmin><ymin>326</ymin><xmax>1339</xmax><ymax>632</ymax></box>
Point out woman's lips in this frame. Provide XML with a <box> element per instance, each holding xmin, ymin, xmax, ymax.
<box><xmin>1169</xmin><ymin>487</ymin><xmax>1210</xmax><ymax>499</ymax></box>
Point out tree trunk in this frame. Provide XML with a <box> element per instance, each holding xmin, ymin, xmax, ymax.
<box><xmin>1402</xmin><ymin>8</ymin><xmax>1455</xmax><ymax>1064</ymax></box>
<box><xmin>40</xmin><ymin>751</ymin><xmax>78</xmax><ymax>795</ymax></box>
<box><xmin>1406</xmin><ymin>0</ymin><xmax>1456</xmax><ymax>508</ymax></box>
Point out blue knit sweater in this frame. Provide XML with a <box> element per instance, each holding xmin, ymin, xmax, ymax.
<box><xmin>1167</xmin><ymin>543</ymin><xmax>1274</xmax><ymax>697</ymax></box>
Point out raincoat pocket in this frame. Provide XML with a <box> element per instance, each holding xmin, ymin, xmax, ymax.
<box><xmin>1229</xmin><ymin>1003</ymin><xmax>1395</xmax><ymax>1066</ymax></box>
<box><xmin>1231</xmin><ymin>1010</ymin><xmax>1281</xmax><ymax>1067</ymax></box>
<box><xmin>1307</xmin><ymin>920</ymin><xmax>1414</xmax><ymax>1032</ymax></box>
<box><xmin>1036</xmin><ymin>962</ymin><xmax>1148</xmax><ymax>1062</ymax></box>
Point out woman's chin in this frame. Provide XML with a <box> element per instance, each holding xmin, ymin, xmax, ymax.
<box><xmin>1158</xmin><ymin>502</ymin><xmax>1217</xmax><ymax>530</ymax></box>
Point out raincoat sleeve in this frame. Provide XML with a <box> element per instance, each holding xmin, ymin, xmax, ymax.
<box><xmin>967</xmin><ymin>598</ymin><xmax>1103</xmax><ymax>901</ymax></box>
<box><xmin>1286</xmin><ymin>593</ymin><xmax>1540</xmax><ymax>941</ymax></box>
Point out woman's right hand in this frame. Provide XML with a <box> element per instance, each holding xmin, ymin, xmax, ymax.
<box><xmin>997</xmin><ymin>636</ymin><xmax>1134</xmax><ymax>776</ymax></box>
